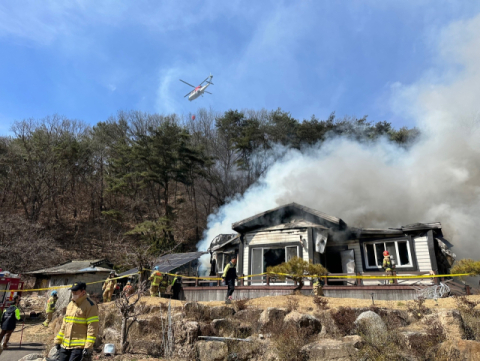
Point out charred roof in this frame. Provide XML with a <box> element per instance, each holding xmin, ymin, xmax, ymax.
<box><xmin>232</xmin><ymin>202</ymin><xmax>347</xmax><ymax>233</ymax></box>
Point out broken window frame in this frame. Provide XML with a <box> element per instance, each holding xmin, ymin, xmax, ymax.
<box><xmin>363</xmin><ymin>240</ymin><xmax>413</xmax><ymax>270</ymax></box>
<box><xmin>250</xmin><ymin>245</ymin><xmax>300</xmax><ymax>284</ymax></box>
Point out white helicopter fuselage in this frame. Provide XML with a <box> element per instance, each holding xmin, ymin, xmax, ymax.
<box><xmin>188</xmin><ymin>83</ymin><xmax>211</xmax><ymax>101</ymax></box>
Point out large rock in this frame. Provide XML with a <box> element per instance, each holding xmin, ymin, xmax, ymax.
<box><xmin>284</xmin><ymin>311</ymin><xmax>321</xmax><ymax>335</ymax></box>
<box><xmin>196</xmin><ymin>340</ymin><xmax>228</xmax><ymax>361</ymax></box>
<box><xmin>233</xmin><ymin>308</ymin><xmax>263</xmax><ymax>323</ymax></box>
<box><xmin>354</xmin><ymin>311</ymin><xmax>387</xmax><ymax>341</ymax></box>
<box><xmin>401</xmin><ymin>331</ymin><xmax>430</xmax><ymax>350</ymax></box>
<box><xmin>426</xmin><ymin>340</ymin><xmax>480</xmax><ymax>361</ymax></box>
<box><xmin>211</xmin><ymin>318</ymin><xmax>240</xmax><ymax>337</ymax></box>
<box><xmin>300</xmin><ymin>336</ymin><xmax>362</xmax><ymax>360</ymax></box>
<box><xmin>210</xmin><ymin>306</ymin><xmax>235</xmax><ymax>319</ymax></box>
<box><xmin>175</xmin><ymin>321</ymin><xmax>199</xmax><ymax>344</ymax></box>
<box><xmin>315</xmin><ymin>310</ymin><xmax>341</xmax><ymax>338</ymax></box>
<box><xmin>258</xmin><ymin>308</ymin><xmax>287</xmax><ymax>331</ymax></box>
<box><xmin>184</xmin><ymin>302</ymin><xmax>210</xmax><ymax>320</ymax></box>
<box><xmin>422</xmin><ymin>310</ymin><xmax>464</xmax><ymax>340</ymax></box>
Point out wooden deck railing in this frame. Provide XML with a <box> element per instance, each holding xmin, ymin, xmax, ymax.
<box><xmin>180</xmin><ymin>271</ymin><xmax>453</xmax><ymax>288</ymax></box>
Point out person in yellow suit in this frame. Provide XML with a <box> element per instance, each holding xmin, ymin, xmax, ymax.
<box><xmin>43</xmin><ymin>290</ymin><xmax>58</xmax><ymax>327</ymax></box>
<box><xmin>102</xmin><ymin>271</ymin><xmax>117</xmax><ymax>302</ymax></box>
<box><xmin>148</xmin><ymin>266</ymin><xmax>163</xmax><ymax>297</ymax></box>
<box><xmin>54</xmin><ymin>282</ymin><xmax>99</xmax><ymax>361</ymax></box>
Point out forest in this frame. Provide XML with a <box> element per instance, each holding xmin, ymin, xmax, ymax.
<box><xmin>0</xmin><ymin>108</ymin><xmax>419</xmax><ymax>273</ymax></box>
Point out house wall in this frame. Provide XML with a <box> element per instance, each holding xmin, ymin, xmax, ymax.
<box><xmin>47</xmin><ymin>272</ymin><xmax>110</xmax><ymax>296</ymax></box>
<box><xmin>243</xmin><ymin>228</ymin><xmax>308</xmax><ymax>283</ymax></box>
<box><xmin>413</xmin><ymin>236</ymin><xmax>433</xmax><ymax>272</ymax></box>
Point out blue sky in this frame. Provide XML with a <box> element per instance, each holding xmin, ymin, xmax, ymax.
<box><xmin>1</xmin><ymin>1</ymin><xmax>479</xmax><ymax>135</ymax></box>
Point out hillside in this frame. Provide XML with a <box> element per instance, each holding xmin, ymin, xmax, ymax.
<box><xmin>14</xmin><ymin>293</ymin><xmax>480</xmax><ymax>361</ymax></box>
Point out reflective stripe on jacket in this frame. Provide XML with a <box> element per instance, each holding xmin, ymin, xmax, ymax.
<box><xmin>46</xmin><ymin>296</ymin><xmax>57</xmax><ymax>313</ymax></box>
<box><xmin>55</xmin><ymin>294</ymin><xmax>99</xmax><ymax>349</ymax></box>
<box><xmin>383</xmin><ymin>257</ymin><xmax>392</xmax><ymax>269</ymax></box>
<box><xmin>149</xmin><ymin>271</ymin><xmax>163</xmax><ymax>286</ymax></box>
<box><xmin>103</xmin><ymin>278</ymin><xmax>117</xmax><ymax>291</ymax></box>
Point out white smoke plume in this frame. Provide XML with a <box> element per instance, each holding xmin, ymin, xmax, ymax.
<box><xmin>197</xmin><ymin>14</ymin><xmax>480</xmax><ymax>264</ymax></box>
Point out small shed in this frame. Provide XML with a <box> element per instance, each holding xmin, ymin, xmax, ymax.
<box><xmin>26</xmin><ymin>259</ymin><xmax>114</xmax><ymax>296</ymax></box>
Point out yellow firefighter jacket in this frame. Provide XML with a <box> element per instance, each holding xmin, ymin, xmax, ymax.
<box><xmin>102</xmin><ymin>277</ymin><xmax>117</xmax><ymax>292</ymax></box>
<box><xmin>55</xmin><ymin>294</ymin><xmax>99</xmax><ymax>349</ymax></box>
<box><xmin>46</xmin><ymin>296</ymin><xmax>57</xmax><ymax>313</ymax></box>
<box><xmin>149</xmin><ymin>271</ymin><xmax>163</xmax><ymax>286</ymax></box>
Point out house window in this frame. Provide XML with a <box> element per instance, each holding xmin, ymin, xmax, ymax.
<box><xmin>364</xmin><ymin>240</ymin><xmax>412</xmax><ymax>269</ymax></box>
<box><xmin>250</xmin><ymin>246</ymin><xmax>300</xmax><ymax>282</ymax></box>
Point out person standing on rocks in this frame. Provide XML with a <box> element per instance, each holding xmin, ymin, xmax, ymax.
<box><xmin>0</xmin><ymin>295</ymin><xmax>21</xmax><ymax>349</ymax></box>
<box><xmin>222</xmin><ymin>258</ymin><xmax>238</xmax><ymax>304</ymax></box>
<box><xmin>148</xmin><ymin>266</ymin><xmax>163</xmax><ymax>297</ymax></box>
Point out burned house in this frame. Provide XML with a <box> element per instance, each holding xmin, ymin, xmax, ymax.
<box><xmin>207</xmin><ymin>203</ymin><xmax>457</xmax><ymax>298</ymax></box>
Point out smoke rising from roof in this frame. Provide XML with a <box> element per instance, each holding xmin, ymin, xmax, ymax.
<box><xmin>197</xmin><ymin>14</ymin><xmax>480</xmax><ymax>262</ymax></box>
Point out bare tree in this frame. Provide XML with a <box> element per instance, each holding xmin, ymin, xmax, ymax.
<box><xmin>114</xmin><ymin>281</ymin><xmax>147</xmax><ymax>354</ymax></box>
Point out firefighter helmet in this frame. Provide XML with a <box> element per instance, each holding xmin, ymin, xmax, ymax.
<box><xmin>154</xmin><ymin>266</ymin><xmax>159</xmax><ymax>271</ymax></box>
<box><xmin>383</xmin><ymin>250</ymin><xmax>390</xmax><ymax>257</ymax></box>
<box><xmin>51</xmin><ymin>290</ymin><xmax>58</xmax><ymax>296</ymax></box>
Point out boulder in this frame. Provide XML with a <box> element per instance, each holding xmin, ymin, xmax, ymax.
<box><xmin>258</xmin><ymin>308</ymin><xmax>287</xmax><ymax>331</ymax></box>
<box><xmin>175</xmin><ymin>321</ymin><xmax>199</xmax><ymax>344</ymax></box>
<box><xmin>300</xmin><ymin>336</ymin><xmax>361</xmax><ymax>360</ymax></box>
<box><xmin>354</xmin><ymin>311</ymin><xmax>387</xmax><ymax>341</ymax></box>
<box><xmin>184</xmin><ymin>302</ymin><xmax>210</xmax><ymax>320</ymax></box>
<box><xmin>196</xmin><ymin>340</ymin><xmax>228</xmax><ymax>361</ymax></box>
<box><xmin>211</xmin><ymin>318</ymin><xmax>240</xmax><ymax>337</ymax></box>
<box><xmin>184</xmin><ymin>301</ymin><xmax>206</xmax><ymax>313</ymax></box>
<box><xmin>284</xmin><ymin>311</ymin><xmax>321</xmax><ymax>334</ymax></box>
<box><xmin>210</xmin><ymin>306</ymin><xmax>235</xmax><ymax>319</ymax></box>
<box><xmin>426</xmin><ymin>340</ymin><xmax>480</xmax><ymax>361</ymax></box>
<box><xmin>422</xmin><ymin>310</ymin><xmax>464</xmax><ymax>340</ymax></box>
<box><xmin>401</xmin><ymin>331</ymin><xmax>430</xmax><ymax>350</ymax></box>
<box><xmin>315</xmin><ymin>310</ymin><xmax>341</xmax><ymax>338</ymax></box>
<box><xmin>234</xmin><ymin>308</ymin><xmax>263</xmax><ymax>323</ymax></box>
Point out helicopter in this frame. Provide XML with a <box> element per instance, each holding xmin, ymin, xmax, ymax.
<box><xmin>179</xmin><ymin>74</ymin><xmax>213</xmax><ymax>101</ymax></box>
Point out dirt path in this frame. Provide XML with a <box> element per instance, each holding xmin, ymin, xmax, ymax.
<box><xmin>0</xmin><ymin>321</ymin><xmax>52</xmax><ymax>361</ymax></box>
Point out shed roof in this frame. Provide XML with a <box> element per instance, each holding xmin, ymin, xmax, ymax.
<box><xmin>26</xmin><ymin>259</ymin><xmax>113</xmax><ymax>275</ymax></box>
<box><xmin>119</xmin><ymin>251</ymin><xmax>207</xmax><ymax>277</ymax></box>
<box><xmin>232</xmin><ymin>202</ymin><xmax>346</xmax><ymax>233</ymax></box>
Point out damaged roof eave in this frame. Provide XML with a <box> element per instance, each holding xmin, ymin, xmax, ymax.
<box><xmin>232</xmin><ymin>202</ymin><xmax>346</xmax><ymax>233</ymax></box>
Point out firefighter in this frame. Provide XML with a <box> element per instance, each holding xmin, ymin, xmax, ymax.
<box><xmin>148</xmin><ymin>266</ymin><xmax>163</xmax><ymax>297</ymax></box>
<box><xmin>43</xmin><ymin>290</ymin><xmax>58</xmax><ymax>327</ymax></box>
<box><xmin>54</xmin><ymin>282</ymin><xmax>99</xmax><ymax>361</ymax></box>
<box><xmin>102</xmin><ymin>271</ymin><xmax>117</xmax><ymax>302</ymax></box>
<box><xmin>382</xmin><ymin>250</ymin><xmax>395</xmax><ymax>284</ymax></box>
<box><xmin>171</xmin><ymin>272</ymin><xmax>182</xmax><ymax>300</ymax></box>
<box><xmin>313</xmin><ymin>278</ymin><xmax>324</xmax><ymax>296</ymax></box>
<box><xmin>0</xmin><ymin>295</ymin><xmax>21</xmax><ymax>349</ymax></box>
<box><xmin>122</xmin><ymin>281</ymin><xmax>134</xmax><ymax>298</ymax></box>
<box><xmin>222</xmin><ymin>258</ymin><xmax>238</xmax><ymax>304</ymax></box>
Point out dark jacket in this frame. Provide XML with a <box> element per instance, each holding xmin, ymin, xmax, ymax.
<box><xmin>222</xmin><ymin>262</ymin><xmax>237</xmax><ymax>282</ymax></box>
<box><xmin>1</xmin><ymin>305</ymin><xmax>21</xmax><ymax>331</ymax></box>
<box><xmin>209</xmin><ymin>258</ymin><xmax>217</xmax><ymax>276</ymax></box>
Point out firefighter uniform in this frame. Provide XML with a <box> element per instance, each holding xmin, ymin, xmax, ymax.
<box><xmin>149</xmin><ymin>271</ymin><xmax>163</xmax><ymax>297</ymax></box>
<box><xmin>43</xmin><ymin>295</ymin><xmax>58</xmax><ymax>326</ymax></box>
<box><xmin>0</xmin><ymin>298</ymin><xmax>21</xmax><ymax>349</ymax></box>
<box><xmin>313</xmin><ymin>280</ymin><xmax>324</xmax><ymax>296</ymax></box>
<box><xmin>102</xmin><ymin>275</ymin><xmax>117</xmax><ymax>302</ymax></box>
<box><xmin>383</xmin><ymin>252</ymin><xmax>395</xmax><ymax>284</ymax></box>
<box><xmin>55</xmin><ymin>293</ymin><xmax>99</xmax><ymax>358</ymax></box>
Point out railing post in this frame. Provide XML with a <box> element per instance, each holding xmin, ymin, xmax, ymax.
<box><xmin>266</xmin><ymin>275</ymin><xmax>270</xmax><ymax>286</ymax></box>
<box><xmin>356</xmin><ymin>272</ymin><xmax>362</xmax><ymax>286</ymax></box>
<box><xmin>239</xmin><ymin>274</ymin><xmax>244</xmax><ymax>286</ymax></box>
<box><xmin>217</xmin><ymin>273</ymin><xmax>221</xmax><ymax>287</ymax></box>
<box><xmin>324</xmin><ymin>274</ymin><xmax>328</xmax><ymax>286</ymax></box>
<box><xmin>393</xmin><ymin>270</ymin><xmax>398</xmax><ymax>285</ymax></box>
<box><xmin>195</xmin><ymin>278</ymin><xmax>199</xmax><ymax>287</ymax></box>
<box><xmin>466</xmin><ymin>285</ymin><xmax>471</xmax><ymax>296</ymax></box>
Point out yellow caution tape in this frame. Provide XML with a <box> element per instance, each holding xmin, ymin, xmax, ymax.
<box><xmin>3</xmin><ymin>269</ymin><xmax>472</xmax><ymax>294</ymax></box>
